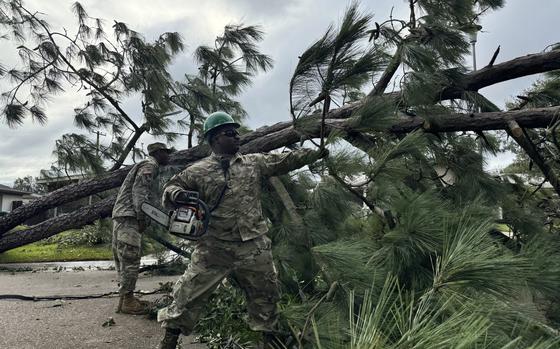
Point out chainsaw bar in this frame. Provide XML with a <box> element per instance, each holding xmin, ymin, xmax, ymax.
<box><xmin>141</xmin><ymin>202</ymin><xmax>170</xmax><ymax>228</ymax></box>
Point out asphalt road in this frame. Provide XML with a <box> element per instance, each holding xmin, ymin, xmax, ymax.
<box><xmin>0</xmin><ymin>269</ymin><xmax>206</xmax><ymax>349</ymax></box>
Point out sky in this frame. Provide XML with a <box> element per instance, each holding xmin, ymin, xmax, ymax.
<box><xmin>1</xmin><ymin>0</ymin><xmax>559</xmax><ymax>186</ymax></box>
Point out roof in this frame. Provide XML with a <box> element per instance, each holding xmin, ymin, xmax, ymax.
<box><xmin>36</xmin><ymin>174</ymin><xmax>88</xmax><ymax>184</ymax></box>
<box><xmin>0</xmin><ymin>184</ymin><xmax>30</xmax><ymax>195</ymax></box>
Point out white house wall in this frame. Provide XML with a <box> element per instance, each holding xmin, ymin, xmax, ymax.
<box><xmin>0</xmin><ymin>193</ymin><xmax>24</xmax><ymax>212</ymax></box>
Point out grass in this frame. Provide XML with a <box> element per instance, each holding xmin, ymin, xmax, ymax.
<box><xmin>0</xmin><ymin>223</ymin><xmax>165</xmax><ymax>264</ymax></box>
<box><xmin>0</xmin><ymin>243</ymin><xmax>113</xmax><ymax>263</ymax></box>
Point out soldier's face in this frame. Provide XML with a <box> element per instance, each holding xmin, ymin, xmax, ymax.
<box><xmin>153</xmin><ymin>150</ymin><xmax>170</xmax><ymax>165</ymax></box>
<box><xmin>212</xmin><ymin>125</ymin><xmax>240</xmax><ymax>154</ymax></box>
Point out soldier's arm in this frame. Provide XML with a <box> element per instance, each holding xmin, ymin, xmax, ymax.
<box><xmin>257</xmin><ymin>148</ymin><xmax>325</xmax><ymax>177</ymax></box>
<box><xmin>162</xmin><ymin>168</ymin><xmax>196</xmax><ymax>208</ymax></box>
<box><xmin>131</xmin><ymin>162</ymin><xmax>157</xmax><ymax>220</ymax></box>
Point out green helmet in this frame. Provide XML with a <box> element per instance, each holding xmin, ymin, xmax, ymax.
<box><xmin>203</xmin><ymin>111</ymin><xmax>240</xmax><ymax>136</ymax></box>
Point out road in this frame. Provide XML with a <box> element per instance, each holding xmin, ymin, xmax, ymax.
<box><xmin>0</xmin><ymin>268</ymin><xmax>206</xmax><ymax>349</ymax></box>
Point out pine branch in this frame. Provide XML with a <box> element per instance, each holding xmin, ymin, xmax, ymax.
<box><xmin>108</xmin><ymin>124</ymin><xmax>148</xmax><ymax>171</ymax></box>
<box><xmin>331</xmin><ymin>172</ymin><xmax>395</xmax><ymax>228</ymax></box>
<box><xmin>369</xmin><ymin>45</ymin><xmax>402</xmax><ymax>97</ymax></box>
<box><xmin>506</xmin><ymin>120</ymin><xmax>560</xmax><ymax>196</ymax></box>
<box><xmin>18</xmin><ymin>5</ymin><xmax>140</xmax><ymax>132</ymax></box>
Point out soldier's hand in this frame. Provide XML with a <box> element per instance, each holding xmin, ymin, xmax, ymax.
<box><xmin>175</xmin><ymin>190</ymin><xmax>199</xmax><ymax>206</ymax></box>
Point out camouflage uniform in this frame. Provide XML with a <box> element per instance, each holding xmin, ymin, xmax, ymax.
<box><xmin>112</xmin><ymin>156</ymin><xmax>159</xmax><ymax>295</ymax></box>
<box><xmin>158</xmin><ymin>149</ymin><xmax>321</xmax><ymax>334</ymax></box>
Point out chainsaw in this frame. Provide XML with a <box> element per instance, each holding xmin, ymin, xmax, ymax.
<box><xmin>143</xmin><ymin>160</ymin><xmax>231</xmax><ymax>240</ymax></box>
<box><xmin>141</xmin><ymin>191</ymin><xmax>211</xmax><ymax>240</ymax></box>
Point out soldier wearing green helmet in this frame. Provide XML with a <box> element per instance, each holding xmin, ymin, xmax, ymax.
<box><xmin>157</xmin><ymin>111</ymin><xmax>327</xmax><ymax>349</ymax></box>
<box><xmin>202</xmin><ymin>110</ymin><xmax>241</xmax><ymax>138</ymax></box>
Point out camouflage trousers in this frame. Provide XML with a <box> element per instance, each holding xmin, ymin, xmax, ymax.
<box><xmin>157</xmin><ymin>234</ymin><xmax>280</xmax><ymax>334</ymax></box>
<box><xmin>112</xmin><ymin>217</ymin><xmax>142</xmax><ymax>295</ymax></box>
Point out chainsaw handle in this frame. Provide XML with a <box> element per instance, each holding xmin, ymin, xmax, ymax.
<box><xmin>174</xmin><ymin>190</ymin><xmax>200</xmax><ymax>206</ymax></box>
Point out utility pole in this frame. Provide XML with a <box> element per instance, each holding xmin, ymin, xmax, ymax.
<box><xmin>468</xmin><ymin>26</ymin><xmax>482</xmax><ymax>115</ymax></box>
<box><xmin>468</xmin><ymin>25</ymin><xmax>482</xmax><ymax>72</ymax></box>
<box><xmin>92</xmin><ymin>130</ymin><xmax>106</xmax><ymax>157</ymax></box>
<box><xmin>469</xmin><ymin>31</ymin><xmax>478</xmax><ymax>71</ymax></box>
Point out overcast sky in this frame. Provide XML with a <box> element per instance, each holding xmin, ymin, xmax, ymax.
<box><xmin>1</xmin><ymin>0</ymin><xmax>559</xmax><ymax>186</ymax></box>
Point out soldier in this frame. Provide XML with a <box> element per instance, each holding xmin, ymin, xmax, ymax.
<box><xmin>157</xmin><ymin>112</ymin><xmax>327</xmax><ymax>348</ymax></box>
<box><xmin>112</xmin><ymin>142</ymin><xmax>172</xmax><ymax>315</ymax></box>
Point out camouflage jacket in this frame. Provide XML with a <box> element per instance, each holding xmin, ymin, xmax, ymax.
<box><xmin>162</xmin><ymin>149</ymin><xmax>322</xmax><ymax>241</ymax></box>
<box><xmin>112</xmin><ymin>156</ymin><xmax>159</xmax><ymax>219</ymax></box>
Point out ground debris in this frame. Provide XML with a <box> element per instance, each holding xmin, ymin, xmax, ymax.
<box><xmin>102</xmin><ymin>317</ymin><xmax>116</xmax><ymax>327</ymax></box>
<box><xmin>49</xmin><ymin>299</ymin><xmax>65</xmax><ymax>308</ymax></box>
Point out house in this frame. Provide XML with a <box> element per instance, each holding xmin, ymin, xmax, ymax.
<box><xmin>36</xmin><ymin>174</ymin><xmax>97</xmax><ymax>218</ymax></box>
<box><xmin>0</xmin><ymin>184</ymin><xmax>38</xmax><ymax>213</ymax></box>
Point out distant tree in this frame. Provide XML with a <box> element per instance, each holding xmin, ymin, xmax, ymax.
<box><xmin>0</xmin><ymin>0</ymin><xmax>183</xmax><ymax>173</ymax></box>
<box><xmin>170</xmin><ymin>24</ymin><xmax>273</xmax><ymax>147</ymax></box>
<box><xmin>12</xmin><ymin>175</ymin><xmax>44</xmax><ymax>193</ymax></box>
<box><xmin>0</xmin><ymin>1</ymin><xmax>272</xmax><ymax>173</ymax></box>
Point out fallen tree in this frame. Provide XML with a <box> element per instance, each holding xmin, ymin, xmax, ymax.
<box><xmin>2</xmin><ymin>49</ymin><xmax>560</xmax><ymax>251</ymax></box>
<box><xmin>2</xmin><ymin>105</ymin><xmax>560</xmax><ymax>252</ymax></box>
<box><xmin>1</xmin><ymin>49</ymin><xmax>559</xmax><ymax>238</ymax></box>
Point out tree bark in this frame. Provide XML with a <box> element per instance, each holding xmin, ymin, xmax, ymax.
<box><xmin>0</xmin><ymin>169</ymin><xmax>128</xmax><ymax>235</ymax></box>
<box><xmin>0</xmin><ymin>195</ymin><xmax>115</xmax><ymax>252</ymax></box>
<box><xmin>387</xmin><ymin>106</ymin><xmax>560</xmax><ymax>134</ymax></box>
<box><xmin>1</xmin><ymin>49</ymin><xmax>560</xmax><ymax>238</ymax></box>
<box><xmin>440</xmin><ymin>49</ymin><xmax>560</xmax><ymax>100</ymax></box>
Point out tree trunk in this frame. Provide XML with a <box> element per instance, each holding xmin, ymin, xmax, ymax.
<box><xmin>0</xmin><ymin>169</ymin><xmax>128</xmax><ymax>235</ymax></box>
<box><xmin>0</xmin><ymin>196</ymin><xmax>115</xmax><ymax>252</ymax></box>
<box><xmin>387</xmin><ymin>106</ymin><xmax>560</xmax><ymax>134</ymax></box>
<box><xmin>0</xmin><ymin>145</ymin><xmax>211</xmax><ymax>236</ymax></box>
<box><xmin>440</xmin><ymin>49</ymin><xmax>560</xmax><ymax>100</ymax></box>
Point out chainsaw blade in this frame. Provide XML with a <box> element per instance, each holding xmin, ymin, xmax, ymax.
<box><xmin>141</xmin><ymin>202</ymin><xmax>170</xmax><ymax>228</ymax></box>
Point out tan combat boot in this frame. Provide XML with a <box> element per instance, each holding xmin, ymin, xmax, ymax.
<box><xmin>116</xmin><ymin>293</ymin><xmax>150</xmax><ymax>315</ymax></box>
<box><xmin>158</xmin><ymin>328</ymin><xmax>180</xmax><ymax>349</ymax></box>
